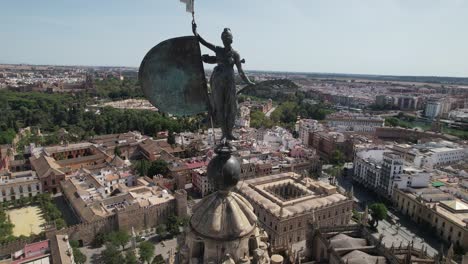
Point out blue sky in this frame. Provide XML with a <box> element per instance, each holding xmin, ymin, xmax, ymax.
<box><xmin>1</xmin><ymin>0</ymin><xmax>467</xmax><ymax>77</ymax></box>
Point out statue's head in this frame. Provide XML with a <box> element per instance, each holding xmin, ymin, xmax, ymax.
<box><xmin>221</xmin><ymin>28</ymin><xmax>233</xmax><ymax>46</ymax></box>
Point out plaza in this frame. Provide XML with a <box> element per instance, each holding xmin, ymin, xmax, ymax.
<box><xmin>6</xmin><ymin>206</ymin><xmax>46</xmax><ymax>236</ymax></box>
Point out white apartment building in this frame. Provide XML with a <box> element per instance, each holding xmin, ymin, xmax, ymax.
<box><xmin>380</xmin><ymin>153</ymin><xmax>404</xmax><ymax>197</ymax></box>
<box><xmin>428</xmin><ymin>147</ymin><xmax>466</xmax><ymax>167</ymax></box>
<box><xmin>353</xmin><ymin>149</ymin><xmax>385</xmax><ymax>189</ymax></box>
<box><xmin>392</xmin><ymin>168</ymin><xmax>431</xmax><ymax>190</ymax></box>
<box><xmin>448</xmin><ymin>108</ymin><xmax>468</xmax><ymax>122</ymax></box>
<box><xmin>0</xmin><ymin>171</ymin><xmax>42</xmax><ymax>202</ymax></box>
<box><xmin>425</xmin><ymin>100</ymin><xmax>442</xmax><ymax>119</ymax></box>
<box><xmin>353</xmin><ymin>149</ymin><xmax>430</xmax><ymax>199</ymax></box>
<box><xmin>392</xmin><ymin>141</ymin><xmax>466</xmax><ymax>169</ymax></box>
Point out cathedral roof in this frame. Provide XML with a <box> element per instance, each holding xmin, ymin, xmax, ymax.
<box><xmin>190</xmin><ymin>191</ymin><xmax>257</xmax><ymax>240</ymax></box>
<box><xmin>329</xmin><ymin>233</ymin><xmax>368</xmax><ymax>249</ymax></box>
<box><xmin>342</xmin><ymin>250</ymin><xmax>387</xmax><ymax>264</ymax></box>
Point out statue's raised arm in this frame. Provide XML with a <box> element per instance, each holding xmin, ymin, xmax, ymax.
<box><xmin>192</xmin><ymin>22</ymin><xmax>216</xmax><ymax>51</ymax></box>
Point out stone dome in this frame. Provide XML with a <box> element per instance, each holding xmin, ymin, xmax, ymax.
<box><xmin>190</xmin><ymin>191</ymin><xmax>257</xmax><ymax>240</ymax></box>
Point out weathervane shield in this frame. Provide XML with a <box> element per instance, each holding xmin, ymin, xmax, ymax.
<box><xmin>139</xmin><ymin>36</ymin><xmax>208</xmax><ymax>116</ymax></box>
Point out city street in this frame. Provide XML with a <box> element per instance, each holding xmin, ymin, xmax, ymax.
<box><xmin>332</xmin><ymin>173</ymin><xmax>440</xmax><ymax>257</ymax></box>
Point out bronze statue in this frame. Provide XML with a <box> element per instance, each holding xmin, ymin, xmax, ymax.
<box><xmin>192</xmin><ymin>22</ymin><xmax>255</xmax><ymax>141</ymax></box>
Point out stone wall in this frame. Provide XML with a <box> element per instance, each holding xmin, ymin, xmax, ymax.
<box><xmin>9</xmin><ymin>163</ymin><xmax>192</xmax><ymax>255</ymax></box>
<box><xmin>50</xmin><ymin>215</ymin><xmax>118</xmax><ymax>245</ymax></box>
<box><xmin>175</xmin><ymin>189</ymin><xmax>188</xmax><ymax>218</ymax></box>
<box><xmin>46</xmin><ymin>197</ymin><xmax>181</xmax><ymax>246</ymax></box>
<box><xmin>117</xmin><ymin>201</ymin><xmax>175</xmax><ymax>232</ymax></box>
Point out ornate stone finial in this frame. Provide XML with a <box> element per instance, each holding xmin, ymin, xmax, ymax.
<box><xmin>168</xmin><ymin>249</ymin><xmax>175</xmax><ymax>264</ymax></box>
<box><xmin>179</xmin><ymin>244</ymin><xmax>190</xmax><ymax>264</ymax></box>
<box><xmin>445</xmin><ymin>243</ymin><xmax>454</xmax><ymax>263</ymax></box>
<box><xmin>130</xmin><ymin>226</ymin><xmax>137</xmax><ymax>251</ymax></box>
<box><xmin>239</xmin><ymin>254</ymin><xmax>251</xmax><ymax>264</ymax></box>
<box><xmin>362</xmin><ymin>205</ymin><xmax>369</xmax><ymax>226</ymax></box>
<box><xmin>406</xmin><ymin>243</ymin><xmax>413</xmax><ymax>264</ymax></box>
<box><xmin>416</xmin><ymin>194</ymin><xmax>422</xmax><ymax>202</ymax></box>
<box><xmin>311</xmin><ymin>210</ymin><xmax>316</xmax><ymax>223</ymax></box>
<box><xmin>221</xmin><ymin>253</ymin><xmax>235</xmax><ymax>264</ymax></box>
<box><xmin>348</xmin><ymin>185</ymin><xmax>354</xmax><ymax>199</ymax></box>
<box><xmin>289</xmin><ymin>249</ymin><xmax>296</xmax><ymax>264</ymax></box>
<box><xmin>253</xmin><ymin>248</ymin><xmax>265</xmax><ymax>264</ymax></box>
<box><xmin>314</xmin><ymin>211</ymin><xmax>321</xmax><ymax>229</ymax></box>
<box><xmin>439</xmin><ymin>243</ymin><xmax>444</xmax><ymax>260</ymax></box>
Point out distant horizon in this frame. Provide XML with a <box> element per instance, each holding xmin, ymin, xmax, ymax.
<box><xmin>1</xmin><ymin>1</ymin><xmax>467</xmax><ymax>78</ymax></box>
<box><xmin>2</xmin><ymin>62</ymin><xmax>468</xmax><ymax>80</ymax></box>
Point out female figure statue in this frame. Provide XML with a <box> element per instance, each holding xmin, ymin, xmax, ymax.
<box><xmin>192</xmin><ymin>22</ymin><xmax>255</xmax><ymax>141</ymax></box>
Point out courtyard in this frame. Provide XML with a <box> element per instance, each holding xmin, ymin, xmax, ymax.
<box><xmin>6</xmin><ymin>206</ymin><xmax>46</xmax><ymax>236</ymax></box>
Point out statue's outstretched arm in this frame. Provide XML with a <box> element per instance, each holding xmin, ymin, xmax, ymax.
<box><xmin>192</xmin><ymin>22</ymin><xmax>216</xmax><ymax>52</ymax></box>
<box><xmin>202</xmin><ymin>54</ymin><xmax>217</xmax><ymax>64</ymax></box>
<box><xmin>235</xmin><ymin>53</ymin><xmax>254</xmax><ymax>85</ymax></box>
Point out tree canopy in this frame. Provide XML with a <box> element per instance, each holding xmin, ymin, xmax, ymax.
<box><xmin>167</xmin><ymin>131</ymin><xmax>176</xmax><ymax>145</ymax></box>
<box><xmin>249</xmin><ymin>110</ymin><xmax>274</xmax><ymax>129</ymax></box>
<box><xmin>138</xmin><ymin>241</ymin><xmax>155</xmax><ymax>264</ymax></box>
<box><xmin>369</xmin><ymin>203</ymin><xmax>388</xmax><ymax>228</ymax></box>
<box><xmin>72</xmin><ymin>247</ymin><xmax>87</xmax><ymax>264</ymax></box>
<box><xmin>330</xmin><ymin>150</ymin><xmax>345</xmax><ymax>165</ymax></box>
<box><xmin>147</xmin><ymin>159</ymin><xmax>169</xmax><ymax>177</ymax></box>
<box><xmin>0</xmin><ymin>209</ymin><xmax>14</xmax><ymax>243</ymax></box>
<box><xmin>125</xmin><ymin>251</ymin><xmax>138</xmax><ymax>264</ymax></box>
<box><xmin>0</xmin><ymin>90</ymin><xmax>200</xmax><ymax>145</ymax></box>
<box><xmin>270</xmin><ymin>100</ymin><xmax>333</xmax><ymax>130</ymax></box>
<box><xmin>102</xmin><ymin>243</ymin><xmax>125</xmax><ymax>264</ymax></box>
<box><xmin>107</xmin><ymin>230</ymin><xmax>130</xmax><ymax>250</ymax></box>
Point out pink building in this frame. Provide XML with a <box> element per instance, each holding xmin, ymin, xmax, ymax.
<box><xmin>12</xmin><ymin>240</ymin><xmax>50</xmax><ymax>264</ymax></box>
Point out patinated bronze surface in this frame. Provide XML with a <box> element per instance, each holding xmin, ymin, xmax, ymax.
<box><xmin>139</xmin><ymin>22</ymin><xmax>255</xmax><ymax>142</ymax></box>
<box><xmin>139</xmin><ymin>36</ymin><xmax>208</xmax><ymax>116</ymax></box>
<box><xmin>192</xmin><ymin>22</ymin><xmax>255</xmax><ymax>141</ymax></box>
